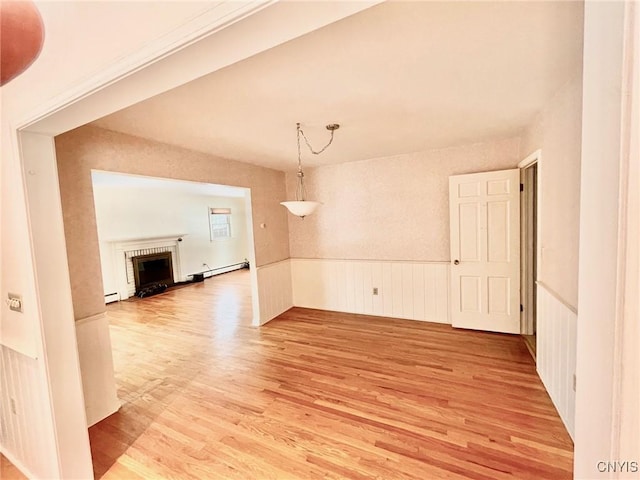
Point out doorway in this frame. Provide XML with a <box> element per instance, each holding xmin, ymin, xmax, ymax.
<box><xmin>520</xmin><ymin>152</ymin><xmax>539</xmax><ymax>360</ymax></box>
<box><xmin>89</xmin><ymin>171</ymin><xmax>255</xmax><ymax>305</ymax></box>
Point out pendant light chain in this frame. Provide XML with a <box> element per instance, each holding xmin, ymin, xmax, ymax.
<box><xmin>296</xmin><ymin>123</ymin><xmax>303</xmax><ymax>171</ymax></box>
<box><xmin>284</xmin><ymin>122</ymin><xmax>340</xmax><ymax>215</ymax></box>
<box><xmin>298</xmin><ymin>124</ymin><xmax>336</xmax><ymax>156</ymax></box>
<box><xmin>296</xmin><ymin>123</ymin><xmax>306</xmax><ymax>201</ymax></box>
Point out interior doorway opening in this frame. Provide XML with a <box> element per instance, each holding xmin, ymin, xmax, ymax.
<box><xmin>89</xmin><ymin>170</ymin><xmax>257</xmax><ymax>306</ymax></box>
<box><xmin>86</xmin><ymin>171</ymin><xmax>259</xmax><ymax>475</ymax></box>
<box><xmin>520</xmin><ymin>151</ymin><xmax>539</xmax><ymax>359</ymax></box>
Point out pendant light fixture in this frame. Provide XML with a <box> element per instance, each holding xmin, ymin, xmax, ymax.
<box><xmin>281</xmin><ymin>122</ymin><xmax>340</xmax><ymax>218</ymax></box>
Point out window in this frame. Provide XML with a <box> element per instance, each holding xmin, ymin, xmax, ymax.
<box><xmin>209</xmin><ymin>208</ymin><xmax>231</xmax><ymax>240</ymax></box>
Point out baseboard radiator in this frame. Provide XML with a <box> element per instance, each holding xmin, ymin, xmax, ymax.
<box><xmin>104</xmin><ymin>292</ymin><xmax>119</xmax><ymax>304</ymax></box>
<box><xmin>192</xmin><ymin>261</ymin><xmax>249</xmax><ymax>280</ymax></box>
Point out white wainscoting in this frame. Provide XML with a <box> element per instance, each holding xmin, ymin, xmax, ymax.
<box><xmin>256</xmin><ymin>260</ymin><xmax>293</xmax><ymax>325</ymax></box>
<box><xmin>537</xmin><ymin>282</ymin><xmax>577</xmax><ymax>440</ymax></box>
<box><xmin>290</xmin><ymin>259</ymin><xmax>450</xmax><ymax>324</ymax></box>
<box><xmin>0</xmin><ymin>346</ymin><xmax>57</xmax><ymax>479</ymax></box>
<box><xmin>75</xmin><ymin>313</ymin><xmax>121</xmax><ymax>426</ymax></box>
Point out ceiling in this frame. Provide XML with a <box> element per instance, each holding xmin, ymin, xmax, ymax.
<box><xmin>91</xmin><ymin>1</ymin><xmax>584</xmax><ymax>172</ymax></box>
<box><xmin>91</xmin><ymin>171</ymin><xmax>246</xmax><ymax>197</ymax></box>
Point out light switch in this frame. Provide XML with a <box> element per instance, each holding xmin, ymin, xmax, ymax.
<box><xmin>7</xmin><ymin>293</ymin><xmax>22</xmax><ymax>313</ymax></box>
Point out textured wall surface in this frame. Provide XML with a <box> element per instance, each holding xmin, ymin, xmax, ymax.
<box><xmin>287</xmin><ymin>137</ymin><xmax>521</xmax><ymax>261</ymax></box>
<box><xmin>56</xmin><ymin>125</ymin><xmax>290</xmax><ymax>320</ymax></box>
<box><xmin>521</xmin><ymin>72</ymin><xmax>583</xmax><ymax>309</ymax></box>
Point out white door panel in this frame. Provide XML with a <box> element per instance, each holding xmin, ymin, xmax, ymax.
<box><xmin>449</xmin><ymin>169</ymin><xmax>520</xmax><ymax>333</ymax></box>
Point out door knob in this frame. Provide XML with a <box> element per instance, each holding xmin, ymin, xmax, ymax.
<box><xmin>453</xmin><ymin>260</ymin><xmax>460</xmax><ymax>265</ymax></box>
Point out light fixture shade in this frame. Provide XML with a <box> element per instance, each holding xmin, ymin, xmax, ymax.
<box><xmin>280</xmin><ymin>200</ymin><xmax>322</xmax><ymax>217</ymax></box>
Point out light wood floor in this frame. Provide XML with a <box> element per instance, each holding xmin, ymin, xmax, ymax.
<box><xmin>0</xmin><ymin>455</ymin><xmax>28</xmax><ymax>480</ymax></box>
<box><xmin>90</xmin><ymin>270</ymin><xmax>573</xmax><ymax>479</ymax></box>
<box><xmin>522</xmin><ymin>334</ymin><xmax>537</xmax><ymax>361</ymax></box>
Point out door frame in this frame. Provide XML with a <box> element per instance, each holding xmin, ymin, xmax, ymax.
<box><xmin>518</xmin><ymin>149</ymin><xmax>541</xmax><ymax>335</ymax></box>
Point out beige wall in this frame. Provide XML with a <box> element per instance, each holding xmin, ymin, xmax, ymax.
<box><xmin>521</xmin><ymin>72</ymin><xmax>583</xmax><ymax>309</ymax></box>
<box><xmin>287</xmin><ymin>137</ymin><xmax>521</xmax><ymax>261</ymax></box>
<box><xmin>55</xmin><ymin>125</ymin><xmax>290</xmax><ymax>320</ymax></box>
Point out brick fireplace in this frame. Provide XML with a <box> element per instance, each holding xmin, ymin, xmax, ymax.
<box><xmin>109</xmin><ymin>235</ymin><xmax>185</xmax><ymax>301</ymax></box>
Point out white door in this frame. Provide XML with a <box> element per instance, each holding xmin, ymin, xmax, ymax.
<box><xmin>449</xmin><ymin>169</ymin><xmax>520</xmax><ymax>333</ymax></box>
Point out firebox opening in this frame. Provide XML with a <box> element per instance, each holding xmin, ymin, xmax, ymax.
<box><xmin>132</xmin><ymin>252</ymin><xmax>174</xmax><ymax>295</ymax></box>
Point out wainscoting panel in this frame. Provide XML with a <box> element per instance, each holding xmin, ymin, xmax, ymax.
<box><xmin>291</xmin><ymin>259</ymin><xmax>450</xmax><ymax>324</ymax></box>
<box><xmin>256</xmin><ymin>260</ymin><xmax>293</xmax><ymax>325</ymax></box>
<box><xmin>537</xmin><ymin>282</ymin><xmax>577</xmax><ymax>439</ymax></box>
<box><xmin>0</xmin><ymin>346</ymin><xmax>57</xmax><ymax>479</ymax></box>
<box><xmin>75</xmin><ymin>313</ymin><xmax>121</xmax><ymax>426</ymax></box>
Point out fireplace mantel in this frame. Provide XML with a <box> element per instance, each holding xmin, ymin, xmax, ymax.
<box><xmin>107</xmin><ymin>234</ymin><xmax>188</xmax><ymax>247</ymax></box>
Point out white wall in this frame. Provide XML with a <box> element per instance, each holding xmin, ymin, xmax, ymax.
<box><xmin>618</xmin><ymin>0</ymin><xmax>640</xmax><ymax>465</ymax></box>
<box><xmin>521</xmin><ymin>70</ymin><xmax>584</xmax><ymax>309</ymax></box>
<box><xmin>520</xmin><ymin>42</ymin><xmax>584</xmax><ymax>443</ymax></box>
<box><xmin>92</xmin><ymin>178</ymin><xmax>250</xmax><ymax>296</ymax></box>
<box><xmin>575</xmin><ymin>2</ymin><xmax>635</xmax><ymax>479</ymax></box>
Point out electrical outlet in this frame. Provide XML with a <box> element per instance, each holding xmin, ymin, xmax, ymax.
<box><xmin>10</xmin><ymin>398</ymin><xmax>17</xmax><ymax>415</ymax></box>
<box><xmin>373</xmin><ymin>287</ymin><xmax>379</xmax><ymax>295</ymax></box>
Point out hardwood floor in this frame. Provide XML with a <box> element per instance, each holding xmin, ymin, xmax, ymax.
<box><xmin>89</xmin><ymin>269</ymin><xmax>573</xmax><ymax>479</ymax></box>
<box><xmin>522</xmin><ymin>334</ymin><xmax>537</xmax><ymax>361</ymax></box>
<box><xmin>0</xmin><ymin>454</ymin><xmax>28</xmax><ymax>480</ymax></box>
